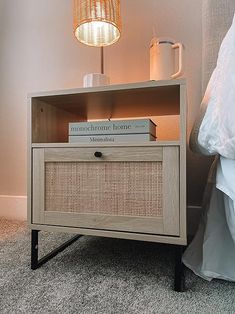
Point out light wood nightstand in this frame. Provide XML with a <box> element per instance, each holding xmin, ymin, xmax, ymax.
<box><xmin>28</xmin><ymin>80</ymin><xmax>187</xmax><ymax>291</ymax></box>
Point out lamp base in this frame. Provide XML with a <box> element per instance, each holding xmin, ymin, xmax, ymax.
<box><xmin>83</xmin><ymin>73</ymin><xmax>110</xmax><ymax>88</ymax></box>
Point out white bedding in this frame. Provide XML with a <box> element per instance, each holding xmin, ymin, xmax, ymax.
<box><xmin>216</xmin><ymin>157</ymin><xmax>235</xmax><ymax>243</ymax></box>
<box><xmin>183</xmin><ymin>14</ymin><xmax>235</xmax><ymax>281</ymax></box>
<box><xmin>198</xmin><ymin>14</ymin><xmax>235</xmax><ymax>159</ymax></box>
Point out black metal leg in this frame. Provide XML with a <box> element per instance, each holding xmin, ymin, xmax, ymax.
<box><xmin>174</xmin><ymin>245</ymin><xmax>185</xmax><ymax>292</ymax></box>
<box><xmin>31</xmin><ymin>230</ymin><xmax>39</xmax><ymax>270</ymax></box>
<box><xmin>31</xmin><ymin>230</ymin><xmax>82</xmax><ymax>270</ymax></box>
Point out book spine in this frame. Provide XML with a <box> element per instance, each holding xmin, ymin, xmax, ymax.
<box><xmin>69</xmin><ymin>134</ymin><xmax>156</xmax><ymax>143</ymax></box>
<box><xmin>69</xmin><ymin>119</ymin><xmax>156</xmax><ymax>136</ymax></box>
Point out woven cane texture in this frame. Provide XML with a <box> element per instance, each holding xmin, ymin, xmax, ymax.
<box><xmin>45</xmin><ymin>162</ymin><xmax>163</xmax><ymax>217</ymax></box>
<box><xmin>73</xmin><ymin>0</ymin><xmax>121</xmax><ymax>46</ymax></box>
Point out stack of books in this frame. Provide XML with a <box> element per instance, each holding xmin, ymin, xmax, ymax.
<box><xmin>68</xmin><ymin>119</ymin><xmax>157</xmax><ymax>143</ymax></box>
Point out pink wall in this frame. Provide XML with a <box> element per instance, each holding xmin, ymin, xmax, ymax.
<box><xmin>0</xmin><ymin>0</ymin><xmax>207</xmax><ymax>205</ymax></box>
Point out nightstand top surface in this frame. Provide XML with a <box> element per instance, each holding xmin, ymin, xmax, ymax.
<box><xmin>28</xmin><ymin>79</ymin><xmax>186</xmax><ymax>99</ymax></box>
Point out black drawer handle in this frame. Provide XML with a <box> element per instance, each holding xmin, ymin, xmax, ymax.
<box><xmin>94</xmin><ymin>151</ymin><xmax>102</xmax><ymax>158</ymax></box>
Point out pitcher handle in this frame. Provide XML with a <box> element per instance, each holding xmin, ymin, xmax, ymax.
<box><xmin>171</xmin><ymin>43</ymin><xmax>184</xmax><ymax>79</ymax></box>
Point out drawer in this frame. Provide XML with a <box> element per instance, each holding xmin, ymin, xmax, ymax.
<box><xmin>32</xmin><ymin>146</ymin><xmax>180</xmax><ymax>236</ymax></box>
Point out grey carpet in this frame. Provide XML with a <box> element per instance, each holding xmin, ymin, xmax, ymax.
<box><xmin>0</xmin><ymin>218</ymin><xmax>234</xmax><ymax>314</ymax></box>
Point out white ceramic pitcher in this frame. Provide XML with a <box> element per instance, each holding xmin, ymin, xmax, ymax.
<box><xmin>150</xmin><ymin>38</ymin><xmax>184</xmax><ymax>80</ymax></box>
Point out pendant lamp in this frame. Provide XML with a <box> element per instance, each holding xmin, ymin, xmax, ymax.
<box><xmin>73</xmin><ymin>0</ymin><xmax>121</xmax><ymax>47</ymax></box>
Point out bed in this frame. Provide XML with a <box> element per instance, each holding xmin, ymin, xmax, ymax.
<box><xmin>183</xmin><ymin>0</ymin><xmax>235</xmax><ymax>281</ymax></box>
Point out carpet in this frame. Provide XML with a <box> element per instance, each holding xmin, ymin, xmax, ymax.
<box><xmin>0</xmin><ymin>218</ymin><xmax>234</xmax><ymax>314</ymax></box>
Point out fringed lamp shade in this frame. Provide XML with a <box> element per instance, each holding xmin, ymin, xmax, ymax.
<box><xmin>73</xmin><ymin>0</ymin><xmax>121</xmax><ymax>47</ymax></box>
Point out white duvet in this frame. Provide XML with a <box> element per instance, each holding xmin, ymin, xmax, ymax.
<box><xmin>198</xmin><ymin>13</ymin><xmax>235</xmax><ymax>159</ymax></box>
<box><xmin>183</xmin><ymin>14</ymin><xmax>235</xmax><ymax>281</ymax></box>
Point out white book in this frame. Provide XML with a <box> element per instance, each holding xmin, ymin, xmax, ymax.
<box><xmin>69</xmin><ymin>119</ymin><xmax>156</xmax><ymax>137</ymax></box>
<box><xmin>69</xmin><ymin>133</ymin><xmax>156</xmax><ymax>144</ymax></box>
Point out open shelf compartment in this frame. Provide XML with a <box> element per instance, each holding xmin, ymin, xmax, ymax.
<box><xmin>29</xmin><ymin>80</ymin><xmax>184</xmax><ymax>144</ymax></box>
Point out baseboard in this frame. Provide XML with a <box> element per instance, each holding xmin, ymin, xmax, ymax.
<box><xmin>0</xmin><ymin>195</ymin><xmax>27</xmax><ymax>221</ymax></box>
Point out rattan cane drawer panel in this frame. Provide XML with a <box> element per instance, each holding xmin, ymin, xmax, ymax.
<box><xmin>45</xmin><ymin>161</ymin><xmax>163</xmax><ymax>217</ymax></box>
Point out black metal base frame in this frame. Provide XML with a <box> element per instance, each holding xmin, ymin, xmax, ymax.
<box><xmin>174</xmin><ymin>245</ymin><xmax>186</xmax><ymax>292</ymax></box>
<box><xmin>31</xmin><ymin>230</ymin><xmax>185</xmax><ymax>292</ymax></box>
<box><xmin>31</xmin><ymin>230</ymin><xmax>81</xmax><ymax>270</ymax></box>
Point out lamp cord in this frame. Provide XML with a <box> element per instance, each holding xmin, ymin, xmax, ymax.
<box><xmin>101</xmin><ymin>46</ymin><xmax>104</xmax><ymax>74</ymax></box>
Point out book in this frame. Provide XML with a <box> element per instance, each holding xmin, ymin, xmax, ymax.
<box><xmin>69</xmin><ymin>133</ymin><xmax>156</xmax><ymax>144</ymax></box>
<box><xmin>69</xmin><ymin>119</ymin><xmax>156</xmax><ymax>137</ymax></box>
